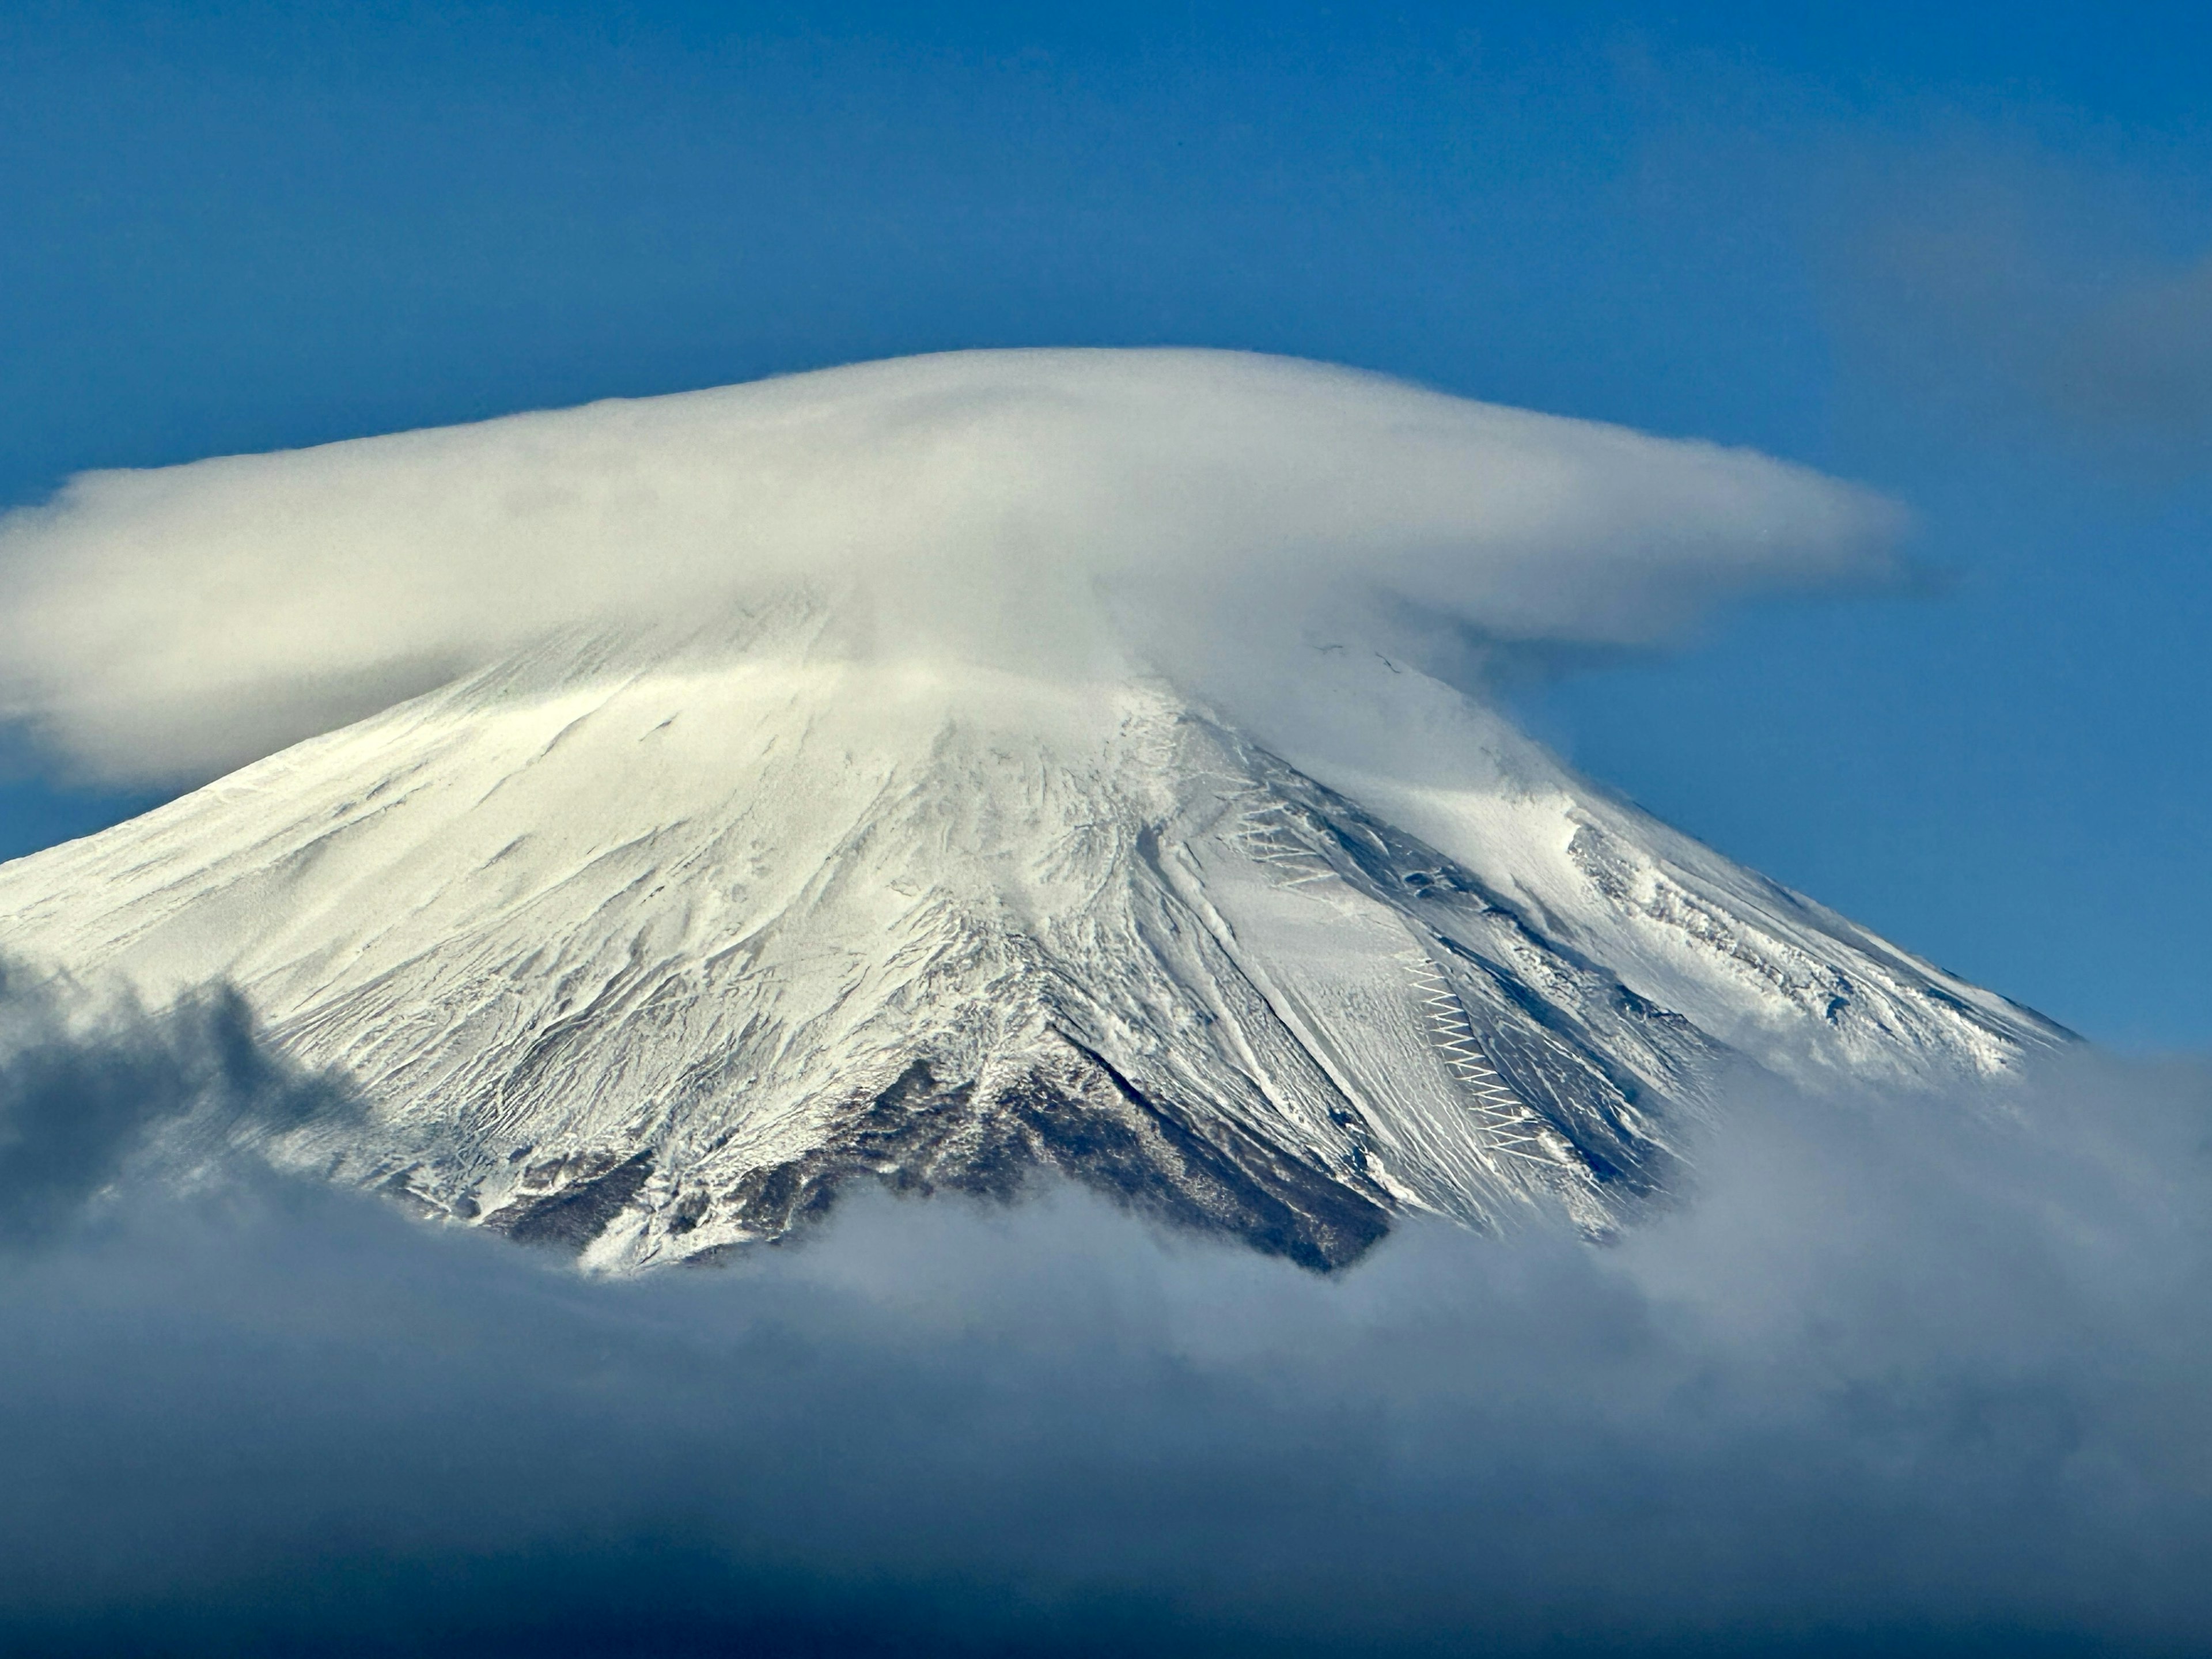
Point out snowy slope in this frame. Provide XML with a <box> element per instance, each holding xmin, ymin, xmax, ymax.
<box><xmin>0</xmin><ymin>609</ymin><xmax>2065</xmax><ymax>1268</ymax></box>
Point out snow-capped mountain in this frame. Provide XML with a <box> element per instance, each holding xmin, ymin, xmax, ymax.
<box><xmin>0</xmin><ymin>601</ymin><xmax>2065</xmax><ymax>1268</ymax></box>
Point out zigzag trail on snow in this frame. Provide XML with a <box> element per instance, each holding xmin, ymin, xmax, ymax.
<box><xmin>0</xmin><ymin>609</ymin><xmax>2067</xmax><ymax>1270</ymax></box>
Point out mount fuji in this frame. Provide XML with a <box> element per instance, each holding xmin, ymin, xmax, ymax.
<box><xmin>0</xmin><ymin>606</ymin><xmax>2062</xmax><ymax>1270</ymax></box>
<box><xmin>0</xmin><ymin>350</ymin><xmax>2067</xmax><ymax>1269</ymax></box>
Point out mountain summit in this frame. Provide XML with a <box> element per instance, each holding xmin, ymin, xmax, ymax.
<box><xmin>0</xmin><ymin>603</ymin><xmax>2062</xmax><ymax>1268</ymax></box>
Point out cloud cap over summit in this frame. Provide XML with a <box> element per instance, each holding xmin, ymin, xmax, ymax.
<box><xmin>0</xmin><ymin>349</ymin><xmax>1902</xmax><ymax>785</ymax></box>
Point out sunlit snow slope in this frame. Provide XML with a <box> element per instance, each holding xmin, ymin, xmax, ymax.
<box><xmin>0</xmin><ymin>612</ymin><xmax>2065</xmax><ymax>1268</ymax></box>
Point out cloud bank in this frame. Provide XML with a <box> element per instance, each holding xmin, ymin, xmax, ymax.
<box><xmin>0</xmin><ymin>349</ymin><xmax>1902</xmax><ymax>784</ymax></box>
<box><xmin>1</xmin><ymin>967</ymin><xmax>2208</xmax><ymax>1656</ymax></box>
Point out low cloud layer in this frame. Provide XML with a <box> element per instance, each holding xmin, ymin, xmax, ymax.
<box><xmin>0</xmin><ymin>349</ymin><xmax>1901</xmax><ymax>784</ymax></box>
<box><xmin>0</xmin><ymin>965</ymin><xmax>348</xmax><ymax>1251</ymax></box>
<box><xmin>1</xmin><ymin>968</ymin><xmax>2207</xmax><ymax>1656</ymax></box>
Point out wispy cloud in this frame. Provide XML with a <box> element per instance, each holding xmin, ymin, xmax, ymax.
<box><xmin>1832</xmin><ymin>150</ymin><xmax>2212</xmax><ymax>469</ymax></box>
<box><xmin>2039</xmin><ymin>254</ymin><xmax>2212</xmax><ymax>444</ymax></box>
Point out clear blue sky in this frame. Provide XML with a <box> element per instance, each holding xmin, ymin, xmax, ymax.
<box><xmin>2</xmin><ymin>1</ymin><xmax>2207</xmax><ymax>1048</ymax></box>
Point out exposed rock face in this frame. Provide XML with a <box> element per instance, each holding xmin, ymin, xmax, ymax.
<box><xmin>622</xmin><ymin>1052</ymin><xmax>1397</xmax><ymax>1272</ymax></box>
<box><xmin>0</xmin><ymin>624</ymin><xmax>2067</xmax><ymax>1269</ymax></box>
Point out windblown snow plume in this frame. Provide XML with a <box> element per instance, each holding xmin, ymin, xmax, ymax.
<box><xmin>0</xmin><ymin>349</ymin><xmax>1900</xmax><ymax>784</ymax></box>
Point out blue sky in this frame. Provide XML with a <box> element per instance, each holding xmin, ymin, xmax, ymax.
<box><xmin>2</xmin><ymin>0</ymin><xmax>2207</xmax><ymax>1047</ymax></box>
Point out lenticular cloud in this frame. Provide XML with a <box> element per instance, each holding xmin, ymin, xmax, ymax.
<box><xmin>0</xmin><ymin>348</ymin><xmax>1902</xmax><ymax>785</ymax></box>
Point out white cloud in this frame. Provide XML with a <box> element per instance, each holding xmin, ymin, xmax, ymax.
<box><xmin>0</xmin><ymin>349</ymin><xmax>1902</xmax><ymax>784</ymax></box>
